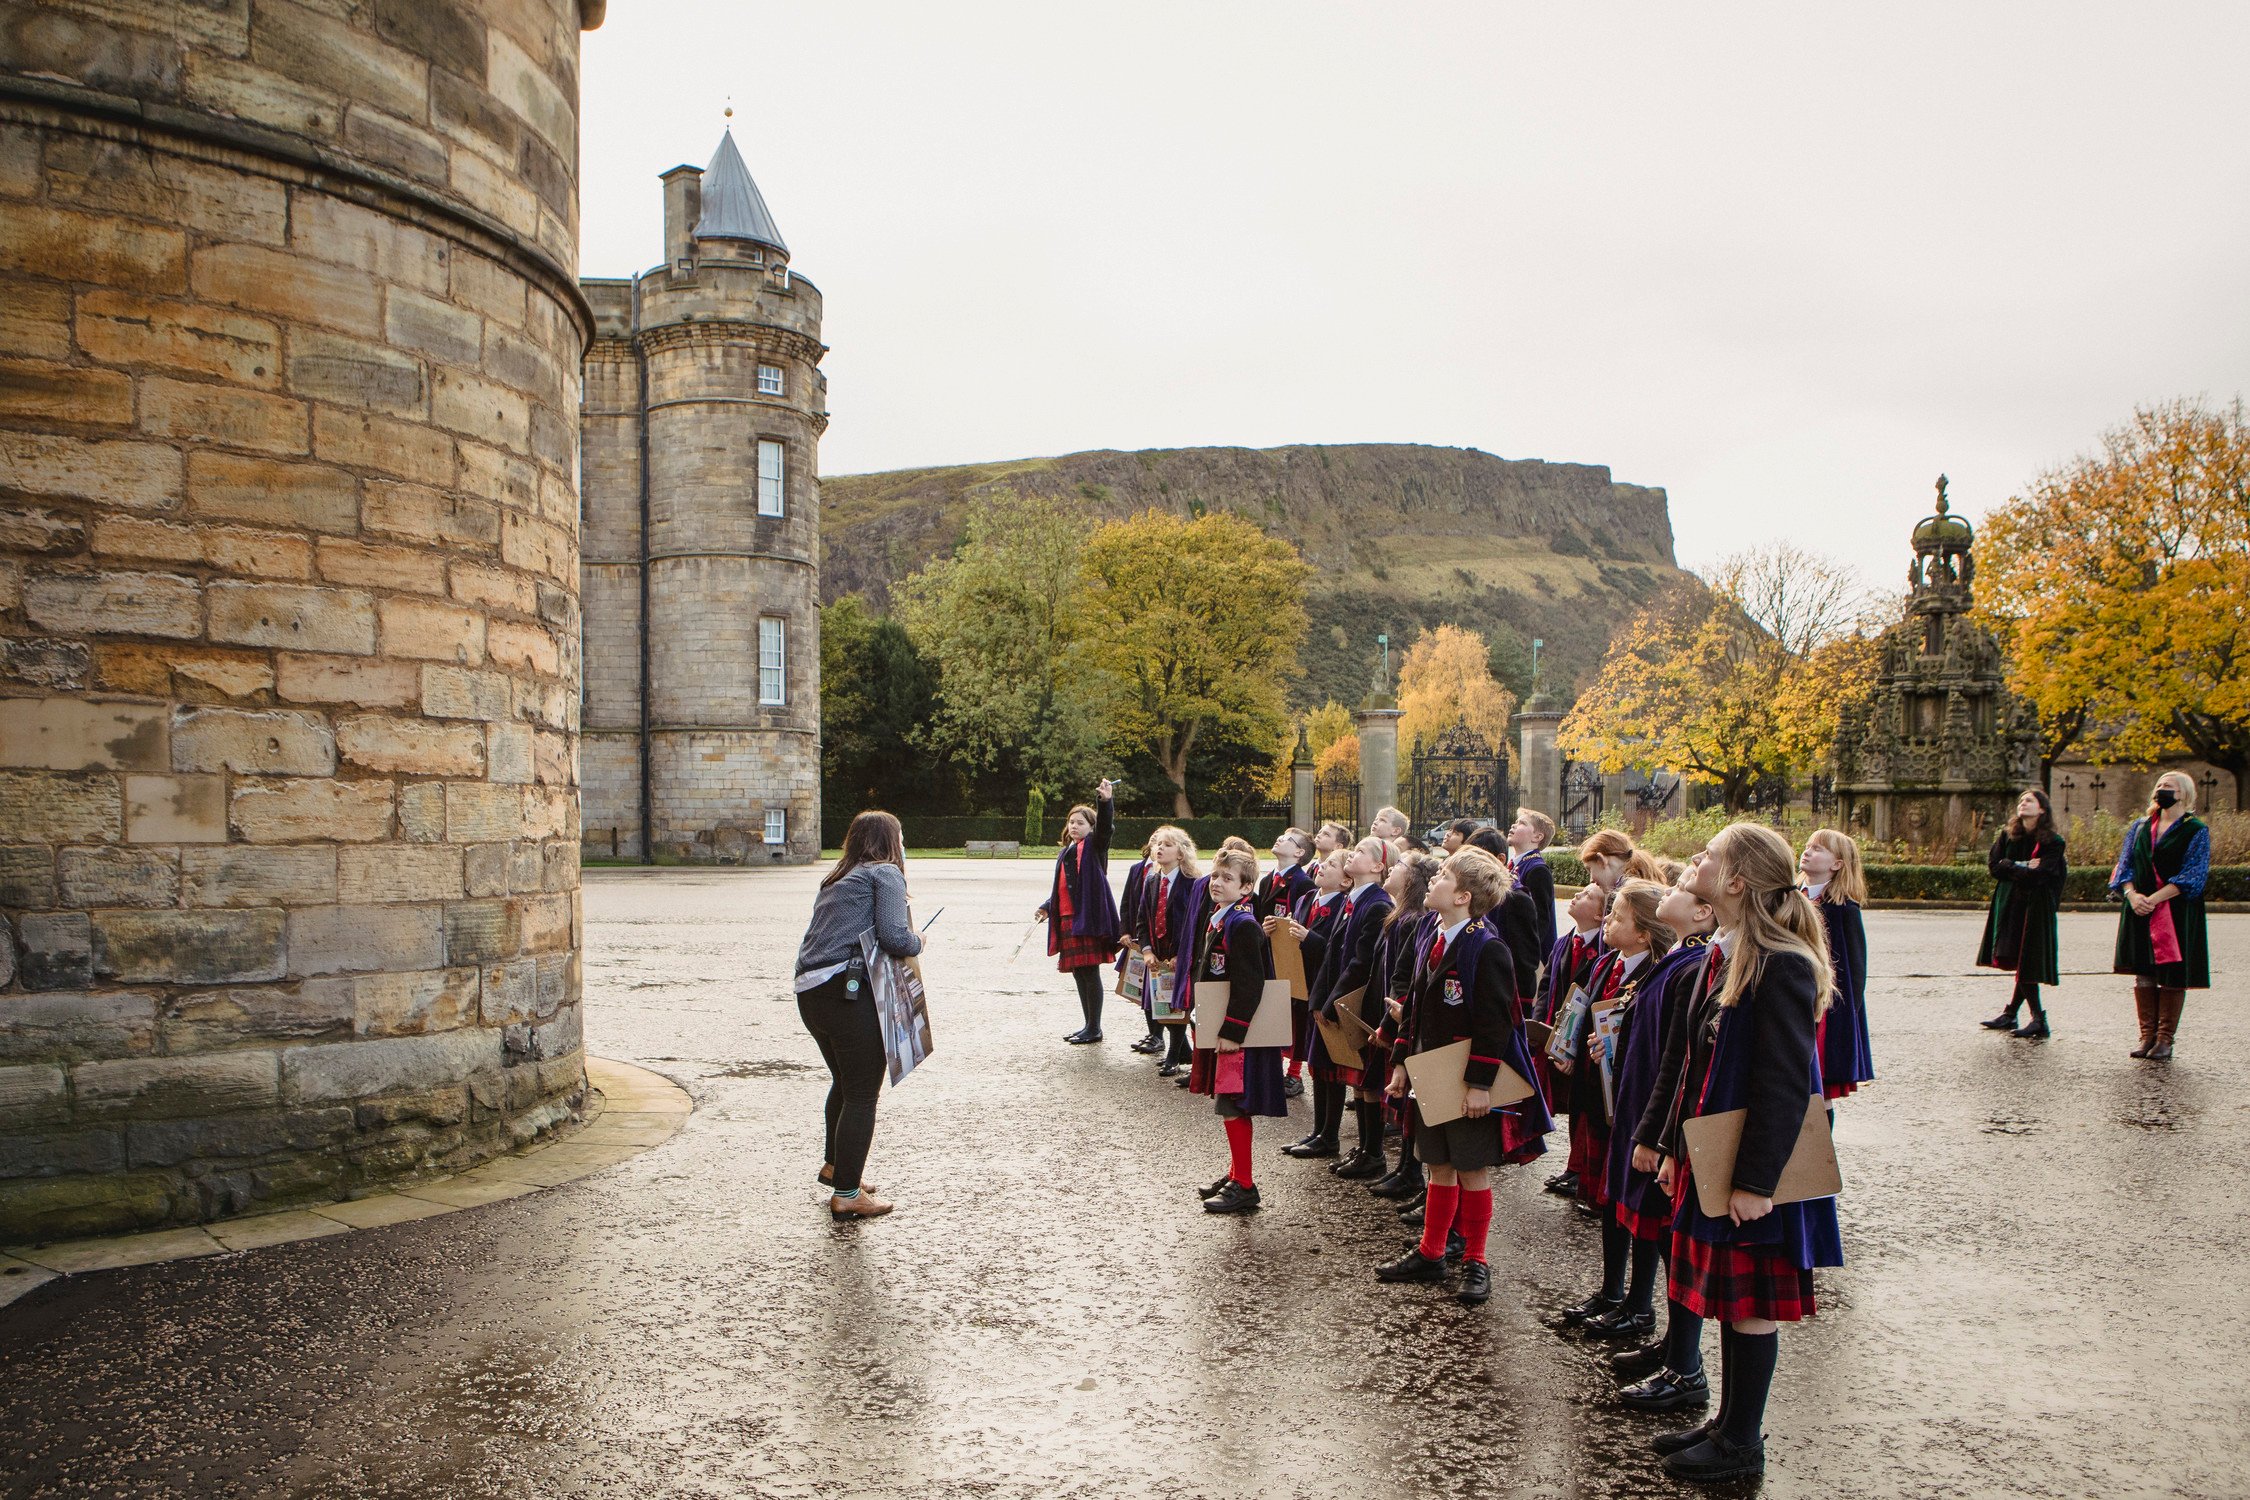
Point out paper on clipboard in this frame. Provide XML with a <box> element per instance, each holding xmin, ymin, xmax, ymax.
<box><xmin>1192</xmin><ymin>979</ymin><xmax>1292</xmax><ymax>1049</ymax></box>
<box><xmin>1545</xmin><ymin>984</ymin><xmax>1592</xmax><ymax>1066</ymax></box>
<box><xmin>1270</xmin><ymin>923</ymin><xmax>1310</xmax><ymax>1000</ymax></box>
<box><xmin>1402</xmin><ymin>1040</ymin><xmax>1537</xmax><ymax>1126</ymax></box>
<box><xmin>1335</xmin><ymin>997</ymin><xmax>1377</xmax><ymax>1048</ymax></box>
<box><xmin>1591</xmin><ymin>999</ymin><xmax>1623</xmax><ymax>1120</ymax></box>
<box><xmin>1681</xmin><ymin>1094</ymin><xmax>1841</xmax><ymax>1218</ymax></box>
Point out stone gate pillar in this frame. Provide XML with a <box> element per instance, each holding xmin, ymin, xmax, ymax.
<box><xmin>1289</xmin><ymin>725</ymin><xmax>1315</xmax><ymax>831</ymax></box>
<box><xmin>1356</xmin><ymin>707</ymin><xmax>1402</xmax><ymax>828</ymax></box>
<box><xmin>0</xmin><ymin>0</ymin><xmax>603</xmax><ymax>1240</ymax></box>
<box><xmin>1513</xmin><ymin>695</ymin><xmax>1565</xmax><ymax>820</ymax></box>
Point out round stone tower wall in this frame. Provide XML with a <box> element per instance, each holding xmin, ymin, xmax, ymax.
<box><xmin>0</xmin><ymin>0</ymin><xmax>601</xmax><ymax>1241</ymax></box>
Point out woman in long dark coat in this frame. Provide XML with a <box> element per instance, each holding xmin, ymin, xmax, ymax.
<box><xmin>2110</xmin><ymin>770</ymin><xmax>2212</xmax><ymax>1060</ymax></box>
<box><xmin>1978</xmin><ymin>787</ymin><xmax>2066</xmax><ymax>1037</ymax></box>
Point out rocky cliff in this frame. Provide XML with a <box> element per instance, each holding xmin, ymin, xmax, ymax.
<box><xmin>819</xmin><ymin>443</ymin><xmax>1686</xmax><ymax>710</ymax></box>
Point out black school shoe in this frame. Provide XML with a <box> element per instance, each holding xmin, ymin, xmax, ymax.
<box><xmin>1444</xmin><ymin>1230</ymin><xmax>1466</xmax><ymax>1267</ymax></box>
<box><xmin>1370</xmin><ymin>1169</ymin><xmax>1423</xmax><ymax>1200</ymax></box>
<box><xmin>1064</xmin><ymin>1028</ymin><xmax>1103</xmax><ymax>1045</ymax></box>
<box><xmin>1661</xmin><ymin>1431</ymin><xmax>1764</xmax><ymax>1484</ymax></box>
<box><xmin>1332</xmin><ymin>1150</ymin><xmax>1385</xmax><ymax>1180</ymax></box>
<box><xmin>1282</xmin><ymin>1135</ymin><xmax>1339</xmax><ymax>1159</ymax></box>
<box><xmin>1980</xmin><ymin>1009</ymin><xmax>2021</xmax><ymax>1030</ymax></box>
<box><xmin>1130</xmin><ymin>1035</ymin><xmax>1162</xmax><ymax>1054</ymax></box>
<box><xmin>1559</xmin><ymin>1291</ymin><xmax>1622</xmax><ymax>1326</ymax></box>
<box><xmin>1399</xmin><ymin>1201</ymin><xmax>1425</xmax><ymax>1227</ymax></box>
<box><xmin>1456</xmin><ymin>1262</ymin><xmax>1492</xmax><ymax>1305</ymax></box>
<box><xmin>1203</xmin><ymin>1181</ymin><xmax>1262</xmax><ymax>1215</ymax></box>
<box><xmin>1282</xmin><ymin>1074</ymin><xmax>1305</xmax><ymax>1098</ymax></box>
<box><xmin>1199</xmin><ymin>1174</ymin><xmax>1232</xmax><ymax>1200</ymax></box>
<box><xmin>1175</xmin><ymin>1074</ymin><xmax>1192</xmax><ymax>1089</ymax></box>
<box><xmin>1618</xmin><ymin>1366</ymin><xmax>1710</xmax><ymax>1412</ymax></box>
<box><xmin>2013</xmin><ymin>1016</ymin><xmax>2052</xmax><ymax>1039</ymax></box>
<box><xmin>1543</xmin><ymin>1170</ymin><xmax>1579</xmax><ymax>1197</ymax></box>
<box><xmin>1375</xmin><ymin>1248</ymin><xmax>1449</xmax><ymax>1284</ymax></box>
<box><xmin>1584</xmin><ymin>1306</ymin><xmax>1658</xmax><ymax>1343</ymax></box>
<box><xmin>1650</xmin><ymin>1418</ymin><xmax>1716</xmax><ymax>1456</ymax></box>
<box><xmin>1611</xmin><ymin>1340</ymin><xmax>1667</xmax><ymax>1379</ymax></box>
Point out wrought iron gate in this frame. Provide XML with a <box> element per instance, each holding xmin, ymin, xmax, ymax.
<box><xmin>1560</xmin><ymin>759</ymin><xmax>1605</xmax><ymax>837</ymax></box>
<box><xmin>1408</xmin><ymin>720</ymin><xmax>1507</xmax><ymax>831</ymax></box>
<box><xmin>1314</xmin><ymin>766</ymin><xmax>1360</xmax><ymax>830</ymax></box>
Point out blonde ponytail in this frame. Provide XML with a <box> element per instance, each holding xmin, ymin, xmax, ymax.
<box><xmin>1708</xmin><ymin>822</ymin><xmax>1834</xmax><ymax>1017</ymax></box>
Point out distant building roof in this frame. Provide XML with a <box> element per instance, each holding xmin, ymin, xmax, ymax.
<box><xmin>694</xmin><ymin>129</ymin><xmax>787</xmax><ymax>254</ymax></box>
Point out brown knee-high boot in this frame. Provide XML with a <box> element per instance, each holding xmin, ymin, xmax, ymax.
<box><xmin>2148</xmin><ymin>988</ymin><xmax>2185</xmax><ymax>1061</ymax></box>
<box><xmin>2130</xmin><ymin>986</ymin><xmax>2160</xmax><ymax>1057</ymax></box>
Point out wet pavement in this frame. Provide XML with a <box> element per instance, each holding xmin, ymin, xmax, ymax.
<box><xmin>2</xmin><ymin>860</ymin><xmax>2245</xmax><ymax>1500</ymax></box>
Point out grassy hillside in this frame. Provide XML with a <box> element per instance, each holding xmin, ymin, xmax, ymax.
<box><xmin>819</xmin><ymin>443</ymin><xmax>1688</xmax><ymax>710</ymax></box>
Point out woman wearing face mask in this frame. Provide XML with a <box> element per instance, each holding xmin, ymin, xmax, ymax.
<box><xmin>2110</xmin><ymin>771</ymin><xmax>2211</xmax><ymax>1060</ymax></box>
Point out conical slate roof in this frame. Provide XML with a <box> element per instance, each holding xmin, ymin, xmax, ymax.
<box><xmin>694</xmin><ymin>129</ymin><xmax>787</xmax><ymax>254</ymax></box>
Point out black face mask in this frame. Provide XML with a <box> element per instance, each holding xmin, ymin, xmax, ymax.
<box><xmin>2153</xmin><ymin>788</ymin><xmax>2178</xmax><ymax>810</ymax></box>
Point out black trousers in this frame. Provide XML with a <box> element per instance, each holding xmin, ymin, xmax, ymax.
<box><xmin>797</xmin><ymin>971</ymin><xmax>885</xmax><ymax>1194</ymax></box>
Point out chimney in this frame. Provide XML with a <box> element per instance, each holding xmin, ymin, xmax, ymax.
<box><xmin>661</xmin><ymin>164</ymin><xmax>702</xmax><ymax>272</ymax></box>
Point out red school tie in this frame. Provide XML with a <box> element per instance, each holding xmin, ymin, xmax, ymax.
<box><xmin>1428</xmin><ymin>931</ymin><xmax>1447</xmax><ymax>969</ymax></box>
<box><xmin>1151</xmin><ymin>875</ymin><xmax>1168</xmax><ymax>942</ymax></box>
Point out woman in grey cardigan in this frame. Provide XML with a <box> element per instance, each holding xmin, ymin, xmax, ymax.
<box><xmin>796</xmin><ymin>811</ymin><xmax>922</xmax><ymax>1220</ymax></box>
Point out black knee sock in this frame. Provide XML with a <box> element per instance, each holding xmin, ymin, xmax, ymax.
<box><xmin>1073</xmin><ymin>969</ymin><xmax>1103</xmax><ymax>1031</ymax></box>
<box><xmin>1145</xmin><ymin>1007</ymin><xmax>1160</xmax><ymax>1040</ymax></box>
<box><xmin>1626</xmin><ymin>1235</ymin><xmax>1660</xmax><ymax>1316</ymax></box>
<box><xmin>1719</xmin><ymin>1327</ymin><xmax>1777</xmax><ymax>1448</ymax></box>
<box><xmin>1664</xmin><ymin>1299</ymin><xmax>1703</xmax><ymax>1377</ymax></box>
<box><xmin>1359</xmin><ymin>1101</ymin><xmax>1384</xmax><ymax>1157</ymax></box>
<box><xmin>1600</xmin><ymin>1218</ymin><xmax>1628</xmax><ymax>1299</ymax></box>
<box><xmin>2024</xmin><ymin>983</ymin><xmax>2044</xmax><ymax>1018</ymax></box>
<box><xmin>1713</xmin><ymin>1323</ymin><xmax>1736</xmax><ymax>1430</ymax></box>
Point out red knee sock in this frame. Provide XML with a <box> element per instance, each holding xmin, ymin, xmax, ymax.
<box><xmin>1286</xmin><ymin>1054</ymin><xmax>1304</xmax><ymax>1079</ymax></box>
<box><xmin>1417</xmin><ymin>1183</ymin><xmax>1459</xmax><ymax>1260</ymax></box>
<box><xmin>1457</xmin><ymin>1187</ymin><xmax>1494</xmax><ymax>1265</ymax></box>
<box><xmin>1225</xmin><ymin>1115</ymin><xmax>1253</xmax><ymax>1187</ymax></box>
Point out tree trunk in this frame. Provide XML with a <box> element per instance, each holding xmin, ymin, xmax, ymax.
<box><xmin>1159</xmin><ymin>721</ymin><xmax>1199</xmax><ymax>820</ymax></box>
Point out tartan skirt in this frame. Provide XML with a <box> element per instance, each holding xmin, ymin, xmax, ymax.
<box><xmin>1614</xmin><ymin>1193</ymin><xmax>1671</xmax><ymax>1244</ymax></box>
<box><xmin>1188</xmin><ymin>1045</ymin><xmax>1289</xmax><ymax>1117</ymax></box>
<box><xmin>1567</xmin><ymin>1113</ymin><xmax>1612</xmax><ymax>1209</ymax></box>
<box><xmin>1498</xmin><ymin>1105</ymin><xmax>1549</xmax><ymax>1166</ymax></box>
<box><xmin>1050</xmin><ymin>927</ymin><xmax>1120</xmax><ymax>972</ymax></box>
<box><xmin>1667</xmin><ymin>1162</ymin><xmax>1816</xmax><ymax>1322</ymax></box>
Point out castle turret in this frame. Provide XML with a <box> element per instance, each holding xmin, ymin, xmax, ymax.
<box><xmin>580</xmin><ymin>132</ymin><xmax>826</xmax><ymax>864</ymax></box>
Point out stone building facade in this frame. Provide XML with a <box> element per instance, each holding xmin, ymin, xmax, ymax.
<box><xmin>0</xmin><ymin>0</ymin><xmax>602</xmax><ymax>1241</ymax></box>
<box><xmin>579</xmin><ymin>132</ymin><xmax>825</xmax><ymax>865</ymax></box>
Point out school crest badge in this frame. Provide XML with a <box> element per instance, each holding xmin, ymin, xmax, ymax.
<box><xmin>1442</xmin><ymin>975</ymin><xmax>1465</xmax><ymax>1007</ymax></box>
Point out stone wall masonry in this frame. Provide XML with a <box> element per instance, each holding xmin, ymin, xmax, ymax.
<box><xmin>0</xmin><ymin>0</ymin><xmax>603</xmax><ymax>1242</ymax></box>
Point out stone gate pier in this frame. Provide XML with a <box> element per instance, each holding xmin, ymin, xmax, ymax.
<box><xmin>0</xmin><ymin>0</ymin><xmax>606</xmax><ymax>1240</ymax></box>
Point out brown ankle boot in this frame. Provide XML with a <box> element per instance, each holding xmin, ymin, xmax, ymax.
<box><xmin>2148</xmin><ymin>989</ymin><xmax>2185</xmax><ymax>1060</ymax></box>
<box><xmin>2130</xmin><ymin>987</ymin><xmax>2159</xmax><ymax>1057</ymax></box>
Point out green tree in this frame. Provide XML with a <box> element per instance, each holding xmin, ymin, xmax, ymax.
<box><xmin>1077</xmin><ymin>509</ymin><xmax>1312</xmax><ymax>817</ymax></box>
<box><xmin>893</xmin><ymin>489</ymin><xmax>1103</xmax><ymax>798</ymax></box>
<box><xmin>819</xmin><ymin>595</ymin><xmax>941</xmax><ymax>815</ymax></box>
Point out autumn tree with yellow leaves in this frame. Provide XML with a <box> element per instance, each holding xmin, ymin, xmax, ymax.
<box><xmin>1396</xmin><ymin>624</ymin><xmax>1519</xmax><ymax>766</ymax></box>
<box><xmin>1077</xmin><ymin>510</ymin><xmax>1312</xmax><ymax>817</ymax></box>
<box><xmin>1977</xmin><ymin>397</ymin><xmax>2250</xmax><ymax>801</ymax></box>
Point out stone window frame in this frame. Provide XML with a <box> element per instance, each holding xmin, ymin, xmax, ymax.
<box><xmin>758</xmin><ymin>614</ymin><xmax>788</xmax><ymax>706</ymax></box>
<box><xmin>756</xmin><ymin>437</ymin><xmax>787</xmax><ymax>518</ymax></box>
<box><xmin>757</xmin><ymin>363</ymin><xmax>786</xmax><ymax>397</ymax></box>
<box><xmin>764</xmin><ymin>808</ymin><xmax>787</xmax><ymax>845</ymax></box>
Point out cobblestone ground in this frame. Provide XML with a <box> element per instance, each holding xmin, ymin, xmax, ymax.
<box><xmin>2</xmin><ymin>860</ymin><xmax>2245</xmax><ymax>1499</ymax></box>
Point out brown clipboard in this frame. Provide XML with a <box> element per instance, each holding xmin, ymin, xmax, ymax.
<box><xmin>1336</xmin><ymin>996</ymin><xmax>1377</xmax><ymax>1049</ymax></box>
<box><xmin>1192</xmin><ymin>979</ymin><xmax>1293</xmax><ymax>1050</ymax></box>
<box><xmin>1269</xmin><ymin>922</ymin><xmax>1309</xmax><ymax>1000</ymax></box>
<box><xmin>1402</xmin><ymin>1039</ymin><xmax>1538</xmax><ymax>1126</ymax></box>
<box><xmin>1314</xmin><ymin>1006</ymin><xmax>1359</xmax><ymax>1066</ymax></box>
<box><xmin>1681</xmin><ymin>1094</ymin><xmax>1841</xmax><ymax>1219</ymax></box>
<box><xmin>1525</xmin><ymin>1018</ymin><xmax>1553</xmax><ymax>1053</ymax></box>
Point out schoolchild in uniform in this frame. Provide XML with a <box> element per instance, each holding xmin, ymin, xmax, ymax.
<box><xmin>1555</xmin><ymin>879</ymin><xmax>1676</xmax><ymax>1331</ymax></box>
<box><xmin>1371</xmin><ymin>806</ymin><xmax>1411</xmax><ymax>843</ymax></box>
<box><xmin>1165</xmin><ymin>861</ymin><xmax>1213</xmax><ymax>1083</ymax></box>
<box><xmin>1376</xmin><ymin>847</ymin><xmax>1552</xmax><ymax>1306</ymax></box>
<box><xmin>1645</xmin><ymin>823</ymin><xmax>1844</xmax><ymax>1484</ymax></box>
<box><xmin>1978</xmin><ymin>789</ymin><xmax>2067</xmax><ymax>1036</ymax></box>
<box><xmin>1258</xmin><ymin>828</ymin><xmax>1315</xmax><ymax>922</ymax></box>
<box><xmin>1541</xmin><ymin>881</ymin><xmax>1608</xmax><ymax>1196</ymax></box>
<box><xmin>1799</xmin><ymin>829</ymin><xmax>1874</xmax><ymax>1093</ymax></box>
<box><xmin>1274</xmin><ymin>845</ymin><xmax>1344</xmax><ymax>1099</ymax></box>
<box><xmin>1470</xmin><ymin>828</ymin><xmax>1543</xmax><ymax>1006</ymax></box>
<box><xmin>1035</xmin><ymin>780</ymin><xmax>1120</xmax><ymax>1045</ymax></box>
<box><xmin>1290</xmin><ymin>837</ymin><xmax>1394</xmax><ymax>1159</ymax></box>
<box><xmin>1126</xmin><ymin>828</ymin><xmax>1198</xmax><ymax>1059</ymax></box>
<box><xmin>1613</xmin><ymin>863</ymin><xmax>1720</xmax><ymax>1406</ymax></box>
<box><xmin>1192</xmin><ymin>848</ymin><xmax>1288</xmax><ymax>1215</ymax></box>
<box><xmin>1117</xmin><ymin>834</ymin><xmax>1155</xmax><ymax>1052</ymax></box>
<box><xmin>1316</xmin><ymin>821</ymin><xmax>1354</xmax><ymax>859</ymax></box>
<box><xmin>1335</xmin><ymin>850</ymin><xmax>1438</xmax><ymax>1183</ymax></box>
<box><xmin>1443</xmin><ymin>818</ymin><xmax>1479</xmax><ymax>854</ymax></box>
<box><xmin>1508</xmin><ymin>808</ymin><xmax>1560</xmax><ymax>961</ymax></box>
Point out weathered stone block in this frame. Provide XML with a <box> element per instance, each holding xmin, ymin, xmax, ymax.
<box><xmin>192</xmin><ymin>242</ymin><xmax>383</xmax><ymax>337</ymax></box>
<box><xmin>362</xmin><ymin>479</ymin><xmax>499</xmax><ymax>546</ymax></box>
<box><xmin>160</xmin><ymin>979</ymin><xmax>353</xmax><ymax>1053</ymax></box>
<box><xmin>95</xmin><ymin>643</ymin><xmax>276</xmax><ymax>701</ymax></box>
<box><xmin>0</xmin><ymin>637</ymin><xmax>93</xmax><ymax>691</ymax></box>
<box><xmin>230</xmin><ymin>776</ymin><xmax>393</xmax><ymax>842</ymax></box>
<box><xmin>281</xmin><ymin>1027</ymin><xmax>504</xmax><ymax>1105</ymax></box>
<box><xmin>276</xmin><ymin>652</ymin><xmax>421</xmax><ymax>709</ymax></box>
<box><xmin>421</xmin><ymin>665</ymin><xmax>512</xmax><ymax>721</ymax></box>
<box><xmin>286</xmin><ymin>329</ymin><xmax>427</xmax><ymax>415</ymax></box>
<box><xmin>92</xmin><ymin>909</ymin><xmax>288</xmax><ymax>984</ymax></box>
<box><xmin>18</xmin><ymin>912</ymin><xmax>94</xmax><ymax>989</ymax></box>
<box><xmin>286</xmin><ymin>902</ymin><xmax>443</xmax><ymax>976</ymax></box>
<box><xmin>75</xmin><ymin>289</ymin><xmax>281</xmax><ymax>387</ymax></box>
<box><xmin>204</xmin><ymin>528</ymin><xmax>315</xmax><ymax>582</ymax></box>
<box><xmin>464</xmin><ymin>842</ymin><xmax>509</xmax><ymax>897</ymax></box>
<box><xmin>386</xmin><ymin>288</ymin><xmax>483</xmax><ymax>365</ymax></box>
<box><xmin>0</xmin><ymin>1127</ymin><xmax>126</xmax><ymax>1180</ymax></box>
<box><xmin>25</xmin><ymin>571</ymin><xmax>202</xmax><ymax>639</ymax></box>
<box><xmin>0</xmin><ymin>846</ymin><xmax>56</xmax><ymax>909</ymax></box>
<box><xmin>140</xmin><ymin>377</ymin><xmax>308</xmax><ymax>457</ymax></box>
<box><xmin>180</xmin><ymin>845</ymin><xmax>337</xmax><ymax>907</ymax></box>
<box><xmin>312</xmin><ymin>408</ymin><xmax>454</xmax><ymax>487</ymax></box>
<box><xmin>74</xmin><ymin>1052</ymin><xmax>282</xmax><ymax>1119</ymax></box>
<box><xmin>353</xmin><ymin>966</ymin><xmax>478</xmax><ymax>1037</ymax></box>
<box><xmin>431</xmin><ymin>367</ymin><xmax>529</xmax><ymax>453</ymax></box>
<box><xmin>541</xmin><ymin>840</ymin><xmax>579</xmax><ymax>892</ymax></box>
<box><xmin>0</xmin><ymin>1065</ymin><xmax>68</xmax><ymax>1129</ymax></box>
<box><xmin>290</xmin><ymin>194</ymin><xmax>449</xmax><ymax>296</ymax></box>
<box><xmin>186</xmin><ymin>450</ymin><xmax>361</xmax><ymax>534</ymax></box>
<box><xmin>397</xmin><ymin>781</ymin><xmax>445</xmax><ymax>842</ymax></box>
<box><xmin>337</xmin><ymin>844</ymin><xmax>464</xmax><ymax>903</ymax></box>
<box><xmin>207</xmin><ymin>581</ymin><xmax>376</xmax><ymax>654</ymax></box>
<box><xmin>315</xmin><ymin>537</ymin><xmax>447</xmax><ymax>595</ymax></box>
<box><xmin>0</xmin><ymin>504</ymin><xmax>88</xmax><ymax>554</ymax></box>
<box><xmin>499</xmin><ymin>511</ymin><xmax>570</xmax><ymax>583</ymax></box>
<box><xmin>335</xmin><ymin>714</ymin><xmax>485</xmax><ymax>775</ymax></box>
<box><xmin>58</xmin><ymin>846</ymin><xmax>180</xmax><ymax>909</ymax></box>
<box><xmin>0</xmin><ymin>356</ymin><xmax>134</xmax><ymax>426</ymax></box>
<box><xmin>0</xmin><ymin>992</ymin><xmax>158</xmax><ymax>1062</ymax></box>
<box><xmin>0</xmin><ymin>1170</ymin><xmax>175</xmax><ymax>1239</ymax></box>
<box><xmin>90</xmin><ymin>514</ymin><xmax>205</xmax><ymax>567</ymax></box>
<box><xmin>0</xmin><ymin>699</ymin><xmax>168</xmax><ymax>772</ymax></box>
<box><xmin>0</xmin><ymin>201</ymin><xmax>186</xmax><ymax>292</ymax></box>
<box><xmin>485</xmin><ymin>721</ymin><xmax>533</xmax><ymax>784</ymax></box>
<box><xmin>506</xmin><ymin>840</ymin><xmax>541</xmax><ymax>893</ymax></box>
<box><xmin>0</xmin><ymin>432</ymin><xmax>181</xmax><ymax>511</ymax></box>
<box><xmin>525</xmin><ymin>1002</ymin><xmax>580</xmax><ymax>1062</ymax></box>
<box><xmin>478</xmin><ymin>957</ymin><xmax>534</xmax><ymax>1024</ymax></box>
<box><xmin>533</xmin><ymin>951</ymin><xmax>575</xmax><ymax>1017</ymax></box>
<box><xmin>445</xmin><ymin>781</ymin><xmax>523</xmax><ymax>841</ymax></box>
<box><xmin>124</xmin><ymin>1108</ymin><xmax>354</xmax><ymax>1169</ymax></box>
<box><xmin>43</xmin><ymin>135</ymin><xmax>286</xmax><ymax>247</ymax></box>
<box><xmin>484</xmin><ymin>619</ymin><xmax>558</xmax><ymax>678</ymax></box>
<box><xmin>171</xmin><ymin>707</ymin><xmax>337</xmax><ymax>775</ymax></box>
<box><xmin>124</xmin><ymin>773</ymin><xmax>227</xmax><ymax>843</ymax></box>
<box><xmin>442</xmin><ymin>897</ymin><xmax>518</xmax><ymax>965</ymax></box>
<box><xmin>351</xmin><ymin>1084</ymin><xmax>468</xmax><ymax>1131</ymax></box>
<box><xmin>0</xmin><ymin>279</ymin><xmax>72</xmax><ymax>359</ymax></box>
<box><xmin>379</xmin><ymin>597</ymin><xmax>485</xmax><ymax>664</ymax></box>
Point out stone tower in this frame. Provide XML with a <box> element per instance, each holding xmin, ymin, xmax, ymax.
<box><xmin>580</xmin><ymin>131</ymin><xmax>825</xmax><ymax>865</ymax></box>
<box><xmin>1833</xmin><ymin>478</ymin><xmax>2039</xmax><ymax>846</ymax></box>
<box><xmin>0</xmin><ymin>0</ymin><xmax>600</xmax><ymax>1241</ymax></box>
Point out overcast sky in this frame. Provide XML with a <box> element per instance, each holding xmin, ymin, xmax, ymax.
<box><xmin>580</xmin><ymin>3</ymin><xmax>2250</xmax><ymax>575</ymax></box>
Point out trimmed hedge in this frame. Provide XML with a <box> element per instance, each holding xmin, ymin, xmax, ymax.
<box><xmin>821</xmin><ymin>813</ymin><xmax>1292</xmax><ymax>851</ymax></box>
<box><xmin>1866</xmin><ymin>864</ymin><xmax>2250</xmax><ymax>904</ymax></box>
